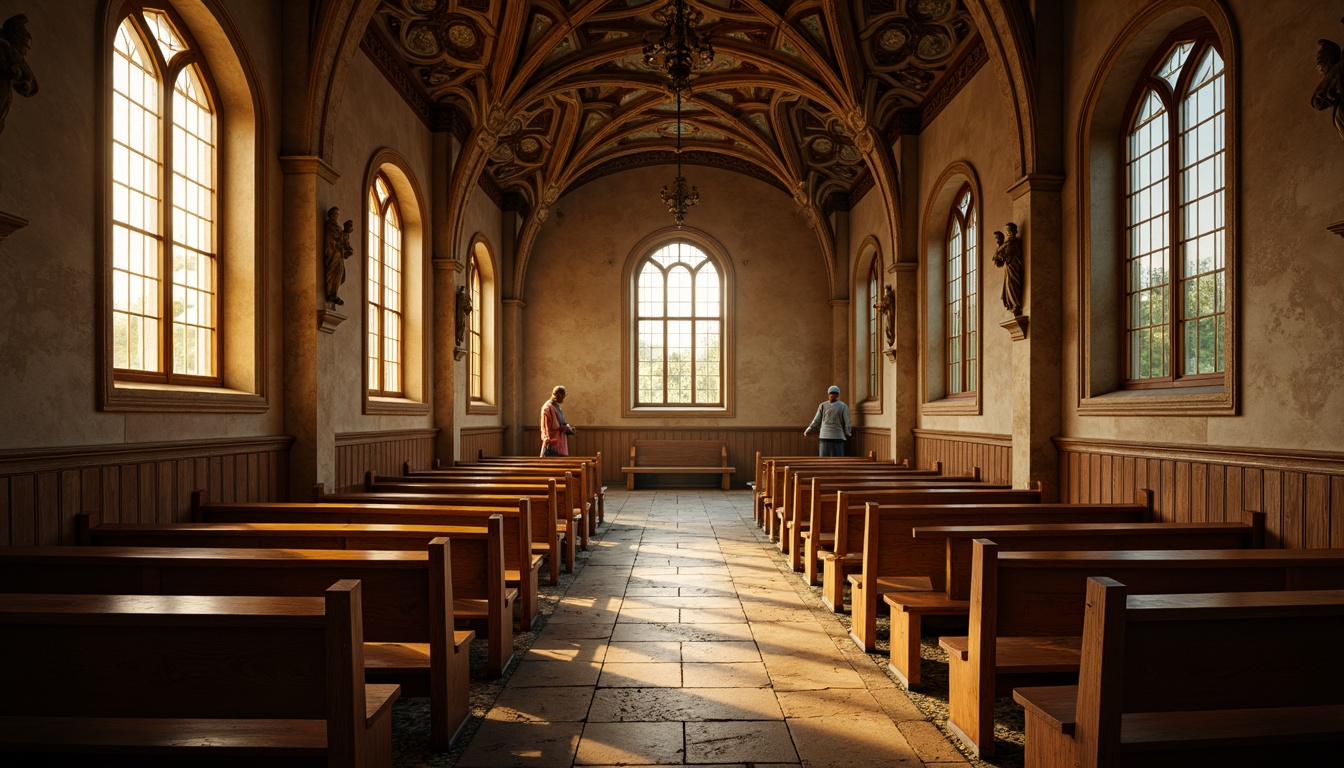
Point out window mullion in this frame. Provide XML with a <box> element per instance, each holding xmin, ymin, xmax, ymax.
<box><xmin>161</xmin><ymin>60</ymin><xmax>177</xmax><ymax>382</ymax></box>
<box><xmin>1166</xmin><ymin>79</ymin><xmax>1181</xmax><ymax>384</ymax></box>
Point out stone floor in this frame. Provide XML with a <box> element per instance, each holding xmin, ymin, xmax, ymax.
<box><xmin>394</xmin><ymin>488</ymin><xmax>1023</xmax><ymax>768</ymax></box>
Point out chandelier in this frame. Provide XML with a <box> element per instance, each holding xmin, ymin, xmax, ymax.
<box><xmin>660</xmin><ymin>88</ymin><xmax>699</xmax><ymax>228</ymax></box>
<box><xmin>645</xmin><ymin>0</ymin><xmax>713</xmax><ymax>227</ymax></box>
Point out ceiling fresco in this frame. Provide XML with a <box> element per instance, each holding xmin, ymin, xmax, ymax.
<box><xmin>364</xmin><ymin>0</ymin><xmax>983</xmax><ymax>218</ymax></box>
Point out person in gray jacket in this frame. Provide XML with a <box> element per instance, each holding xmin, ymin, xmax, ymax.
<box><xmin>804</xmin><ymin>385</ymin><xmax>852</xmax><ymax>457</ymax></box>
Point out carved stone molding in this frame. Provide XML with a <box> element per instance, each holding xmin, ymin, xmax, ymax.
<box><xmin>1000</xmin><ymin>314</ymin><xmax>1028</xmax><ymax>341</ymax></box>
<box><xmin>453</xmin><ymin>346</ymin><xmax>467</xmax><ymax>361</ymax></box>
<box><xmin>1329</xmin><ymin>220</ymin><xmax>1344</xmax><ymax>238</ymax></box>
<box><xmin>882</xmin><ymin>344</ymin><xmax>899</xmax><ymax>362</ymax></box>
<box><xmin>317</xmin><ymin>307</ymin><xmax>347</xmax><ymax>334</ymax></box>
<box><xmin>0</xmin><ymin>209</ymin><xmax>28</xmax><ymax>244</ymax></box>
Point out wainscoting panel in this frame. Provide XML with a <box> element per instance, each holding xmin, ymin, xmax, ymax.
<box><xmin>334</xmin><ymin>429</ymin><xmax>438</xmax><ymax>491</ymax></box>
<box><xmin>458</xmin><ymin>427</ymin><xmax>507</xmax><ymax>465</ymax></box>
<box><xmin>914</xmin><ymin>429</ymin><xmax>1013</xmax><ymax>485</ymax></box>
<box><xmin>514</xmin><ymin>427</ymin><xmax>849</xmax><ymax>488</ymax></box>
<box><xmin>1055</xmin><ymin>437</ymin><xmax>1344</xmax><ymax>550</ymax></box>
<box><xmin>0</xmin><ymin>437</ymin><xmax>293</xmax><ymax>546</ymax></box>
<box><xmin>852</xmin><ymin>427</ymin><xmax>893</xmax><ymax>463</ymax></box>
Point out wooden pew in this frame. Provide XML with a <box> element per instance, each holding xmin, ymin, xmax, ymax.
<box><xmin>884</xmin><ymin>510</ymin><xmax>1262</xmax><ymax>686</ymax></box>
<box><xmin>364</xmin><ymin>473</ymin><xmax>569</xmax><ymax>582</ymax></box>
<box><xmin>622</xmin><ymin>439</ymin><xmax>735</xmax><ymax>491</ymax></box>
<box><xmin>764</xmin><ymin>459</ymin><xmax>927</xmax><ymax>540</ymax></box>
<box><xmin>846</xmin><ymin>501</ymin><xmax>1153</xmax><ymax>653</ymax></box>
<box><xmin>1014</xmin><ymin>578</ymin><xmax>1344</xmax><ymax>767</ymax></box>
<box><xmin>192</xmin><ymin>495</ymin><xmax>540</xmax><ymax>637</ymax></box>
<box><xmin>753</xmin><ymin>453</ymin><xmax>880</xmax><ymax>528</ymax></box>
<box><xmin>413</xmin><ymin>463</ymin><xmax>595</xmax><ymax>547</ymax></box>
<box><xmin>818</xmin><ymin>487</ymin><xmax>1044</xmax><ymax>612</ymax></box>
<box><xmin>0</xmin><ymin>581</ymin><xmax>399</xmax><ymax>767</ymax></box>
<box><xmin>941</xmin><ymin>543</ymin><xmax>1344</xmax><ymax>757</ymax></box>
<box><xmin>0</xmin><ymin>538</ymin><xmax>487</xmax><ymax>749</ymax></box>
<box><xmin>471</xmin><ymin>454</ymin><xmax>607</xmax><ymax>528</ymax></box>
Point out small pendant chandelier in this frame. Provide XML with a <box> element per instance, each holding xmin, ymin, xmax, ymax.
<box><xmin>645</xmin><ymin>0</ymin><xmax>713</xmax><ymax>228</ymax></box>
<box><xmin>660</xmin><ymin>87</ymin><xmax>699</xmax><ymax>228</ymax></box>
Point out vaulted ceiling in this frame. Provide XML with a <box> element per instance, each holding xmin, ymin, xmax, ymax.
<box><xmin>363</xmin><ymin>0</ymin><xmax>984</xmax><ymax>219</ymax></box>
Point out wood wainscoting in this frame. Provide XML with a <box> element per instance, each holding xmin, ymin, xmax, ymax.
<box><xmin>515</xmin><ymin>427</ymin><xmax>830</xmax><ymax>488</ymax></box>
<box><xmin>0</xmin><ymin>436</ymin><xmax>293</xmax><ymax>546</ymax></box>
<box><xmin>1055</xmin><ymin>437</ymin><xmax>1344</xmax><ymax>550</ymax></box>
<box><xmin>913</xmin><ymin>429</ymin><xmax>1013</xmax><ymax>485</ymax></box>
<box><xmin>851</xmin><ymin>427</ymin><xmax>893</xmax><ymax>463</ymax></box>
<box><xmin>458</xmin><ymin>426</ymin><xmax>507</xmax><ymax>465</ymax></box>
<box><xmin>334</xmin><ymin>429</ymin><xmax>438</xmax><ymax>491</ymax></box>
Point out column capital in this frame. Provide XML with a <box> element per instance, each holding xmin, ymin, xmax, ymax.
<box><xmin>279</xmin><ymin>155</ymin><xmax>340</xmax><ymax>184</ymax></box>
<box><xmin>1007</xmin><ymin>173</ymin><xmax>1064</xmax><ymax>200</ymax></box>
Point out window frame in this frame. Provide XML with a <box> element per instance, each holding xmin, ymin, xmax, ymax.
<box><xmin>366</xmin><ymin>171</ymin><xmax>404</xmax><ymax>399</ymax></box>
<box><xmin>920</xmin><ymin>163</ymin><xmax>982</xmax><ymax>416</ymax></box>
<box><xmin>1120</xmin><ymin>29</ymin><xmax>1227</xmax><ymax>390</ymax></box>
<box><xmin>98</xmin><ymin>0</ymin><xmax>266</xmax><ymax>413</ymax></box>
<box><xmin>464</xmin><ymin>234</ymin><xmax>498</xmax><ymax>415</ymax></box>
<box><xmin>853</xmin><ymin>237</ymin><xmax>884</xmax><ymax>414</ymax></box>
<box><xmin>621</xmin><ymin>227</ymin><xmax>735</xmax><ymax>418</ymax></box>
<box><xmin>944</xmin><ymin>183</ymin><xmax>979</xmax><ymax>397</ymax></box>
<box><xmin>1077</xmin><ymin>9</ymin><xmax>1238</xmax><ymax>416</ymax></box>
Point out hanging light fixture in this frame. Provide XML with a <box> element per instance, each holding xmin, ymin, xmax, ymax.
<box><xmin>645</xmin><ymin>0</ymin><xmax>713</xmax><ymax>227</ymax></box>
<box><xmin>660</xmin><ymin>88</ymin><xmax>699</xmax><ymax>228</ymax></box>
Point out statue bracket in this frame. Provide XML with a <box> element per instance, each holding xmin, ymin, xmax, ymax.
<box><xmin>1328</xmin><ymin>220</ymin><xmax>1344</xmax><ymax>238</ymax></box>
<box><xmin>0</xmin><ymin>210</ymin><xmax>29</xmax><ymax>245</ymax></box>
<box><xmin>453</xmin><ymin>345</ymin><xmax>467</xmax><ymax>361</ymax></box>
<box><xmin>1000</xmin><ymin>314</ymin><xmax>1029</xmax><ymax>342</ymax></box>
<box><xmin>882</xmin><ymin>345</ymin><xmax>899</xmax><ymax>362</ymax></box>
<box><xmin>317</xmin><ymin>306</ymin><xmax>348</xmax><ymax>334</ymax></box>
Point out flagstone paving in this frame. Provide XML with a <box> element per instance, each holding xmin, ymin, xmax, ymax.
<box><xmin>447</xmin><ymin>489</ymin><xmax>978</xmax><ymax>768</ymax></box>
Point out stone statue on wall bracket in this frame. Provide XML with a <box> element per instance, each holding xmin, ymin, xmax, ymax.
<box><xmin>0</xmin><ymin>14</ymin><xmax>38</xmax><ymax>137</ymax></box>
<box><xmin>454</xmin><ymin>284</ymin><xmax>472</xmax><ymax>350</ymax></box>
<box><xmin>878</xmin><ymin>283</ymin><xmax>895</xmax><ymax>348</ymax></box>
<box><xmin>323</xmin><ymin>206</ymin><xmax>353</xmax><ymax>307</ymax></box>
<box><xmin>1312</xmin><ymin>21</ymin><xmax>1344</xmax><ymax>143</ymax></box>
<box><xmin>992</xmin><ymin>222</ymin><xmax>1024</xmax><ymax>316</ymax></box>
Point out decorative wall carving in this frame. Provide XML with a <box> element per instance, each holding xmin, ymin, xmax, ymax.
<box><xmin>992</xmin><ymin>221</ymin><xmax>1024</xmax><ymax>316</ymax></box>
<box><xmin>323</xmin><ymin>206</ymin><xmax>353</xmax><ymax>307</ymax></box>
<box><xmin>0</xmin><ymin>13</ymin><xmax>37</xmax><ymax>137</ymax></box>
<box><xmin>1312</xmin><ymin>22</ymin><xmax>1344</xmax><ymax>143</ymax></box>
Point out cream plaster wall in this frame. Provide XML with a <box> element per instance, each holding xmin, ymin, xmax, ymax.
<box><xmin>327</xmin><ymin>50</ymin><xmax>435</xmax><ymax>435</ymax></box>
<box><xmin>0</xmin><ymin>0</ymin><xmax>285</xmax><ymax>450</ymax></box>
<box><xmin>1058</xmin><ymin>0</ymin><xmax>1344</xmax><ymax>452</ymax></box>
<box><xmin>521</xmin><ymin>165</ymin><xmax>832</xmax><ymax>429</ymax></box>
<box><xmin>847</xmin><ymin>182</ymin><xmax>896</xmax><ymax>433</ymax></box>
<box><xmin>916</xmin><ymin>64</ymin><xmax>1020</xmax><ymax>436</ymax></box>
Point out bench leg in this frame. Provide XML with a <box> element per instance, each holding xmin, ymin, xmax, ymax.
<box><xmin>434</xmin><ymin>629</ymin><xmax>474</xmax><ymax>751</ymax></box>
<box><xmin>821</xmin><ymin>557</ymin><xmax>844</xmax><ymax>612</ymax></box>
<box><xmin>490</xmin><ymin>594</ymin><xmax>516</xmax><ymax>678</ymax></box>
<box><xmin>804</xmin><ymin>538</ymin><xmax>821</xmax><ymax>586</ymax></box>
<box><xmin>520</xmin><ymin>565</ymin><xmax>539</xmax><ymax>631</ymax></box>
<box><xmin>627</xmin><ymin>472</ymin><xmax>635</xmax><ymax>490</ymax></box>
<box><xmin>889</xmin><ymin>608</ymin><xmax>921</xmax><ymax>687</ymax></box>
<box><xmin>945</xmin><ymin>649</ymin><xmax>993</xmax><ymax>757</ymax></box>
<box><xmin>849</xmin><ymin>580</ymin><xmax>876</xmax><ymax>652</ymax></box>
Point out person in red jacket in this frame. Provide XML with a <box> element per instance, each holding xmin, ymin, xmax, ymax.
<box><xmin>540</xmin><ymin>385</ymin><xmax>576</xmax><ymax>457</ymax></box>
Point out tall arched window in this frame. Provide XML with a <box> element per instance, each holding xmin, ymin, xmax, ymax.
<box><xmin>468</xmin><ymin>255</ymin><xmax>483</xmax><ymax>401</ymax></box>
<box><xmin>110</xmin><ymin>8</ymin><xmax>217</xmax><ymax>384</ymax></box>
<box><xmin>867</xmin><ymin>258</ymin><xmax>881</xmax><ymax>400</ymax></box>
<box><xmin>367</xmin><ymin>173</ymin><xmax>403</xmax><ymax>396</ymax></box>
<box><xmin>634</xmin><ymin>241</ymin><xmax>723</xmax><ymax>407</ymax></box>
<box><xmin>945</xmin><ymin>185</ymin><xmax>978</xmax><ymax>395</ymax></box>
<box><xmin>1124</xmin><ymin>29</ymin><xmax>1225</xmax><ymax>385</ymax></box>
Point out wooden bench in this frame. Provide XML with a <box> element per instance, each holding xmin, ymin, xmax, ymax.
<box><xmin>1014</xmin><ymin>578</ymin><xmax>1344</xmax><ymax>767</ymax></box>
<box><xmin>0</xmin><ymin>538</ymin><xmax>483</xmax><ymax>751</ymax></box>
<box><xmin>884</xmin><ymin>510</ymin><xmax>1262</xmax><ymax>687</ymax></box>
<box><xmin>752</xmin><ymin>452</ymin><xmax>879</xmax><ymax>527</ymax></box>
<box><xmin>845</xmin><ymin>501</ymin><xmax>1152</xmax><ymax>653</ymax></box>
<box><xmin>416</xmin><ymin>461</ymin><xmax>598</xmax><ymax>546</ymax></box>
<box><xmin>0</xmin><ymin>582</ymin><xmax>399</xmax><ymax>767</ymax></box>
<box><xmin>940</xmin><ymin>544</ymin><xmax>1344</xmax><ymax>757</ymax></box>
<box><xmin>818</xmin><ymin>486</ymin><xmax>1042</xmax><ymax>612</ymax></box>
<box><xmin>471</xmin><ymin>454</ymin><xmax>607</xmax><ymax>528</ymax></box>
<box><xmin>365</xmin><ymin>473</ymin><xmax>572</xmax><ymax>581</ymax></box>
<box><xmin>193</xmin><ymin>495</ymin><xmax>539</xmax><ymax>640</ymax></box>
<box><xmin>622</xmin><ymin>439</ymin><xmax>735</xmax><ymax>490</ymax></box>
<box><xmin>763</xmin><ymin>459</ymin><xmax>923</xmax><ymax>539</ymax></box>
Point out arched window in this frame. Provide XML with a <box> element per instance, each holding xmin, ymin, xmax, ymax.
<box><xmin>634</xmin><ymin>241</ymin><xmax>723</xmax><ymax>407</ymax></box>
<box><xmin>867</xmin><ymin>258</ymin><xmax>881</xmax><ymax>400</ymax></box>
<box><xmin>468</xmin><ymin>254</ymin><xmax>483</xmax><ymax>401</ymax></box>
<box><xmin>110</xmin><ymin>8</ymin><xmax>217</xmax><ymax>383</ymax></box>
<box><xmin>945</xmin><ymin>185</ymin><xmax>978</xmax><ymax>395</ymax></box>
<box><xmin>367</xmin><ymin>173</ymin><xmax>403</xmax><ymax>397</ymax></box>
<box><xmin>1124</xmin><ymin>30</ymin><xmax>1225</xmax><ymax>385</ymax></box>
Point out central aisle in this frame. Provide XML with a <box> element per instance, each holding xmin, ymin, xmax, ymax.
<box><xmin>455</xmin><ymin>489</ymin><xmax>971</xmax><ymax>768</ymax></box>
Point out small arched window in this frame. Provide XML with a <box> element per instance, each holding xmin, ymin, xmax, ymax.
<box><xmin>945</xmin><ymin>185</ymin><xmax>978</xmax><ymax>395</ymax></box>
<box><xmin>468</xmin><ymin>254</ymin><xmax>483</xmax><ymax>401</ymax></box>
<box><xmin>367</xmin><ymin>173</ymin><xmax>403</xmax><ymax>396</ymax></box>
<box><xmin>1124</xmin><ymin>29</ymin><xmax>1226</xmax><ymax>385</ymax></box>
<box><xmin>867</xmin><ymin>258</ymin><xmax>881</xmax><ymax>400</ymax></box>
<box><xmin>634</xmin><ymin>241</ymin><xmax>723</xmax><ymax>407</ymax></box>
<box><xmin>110</xmin><ymin>8</ymin><xmax>218</xmax><ymax>383</ymax></box>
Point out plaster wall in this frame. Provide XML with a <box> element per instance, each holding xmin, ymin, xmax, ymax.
<box><xmin>521</xmin><ymin>165</ymin><xmax>831</xmax><ymax>429</ymax></box>
<box><xmin>1057</xmin><ymin>0</ymin><xmax>1344</xmax><ymax>452</ymax></box>
<box><xmin>0</xmin><ymin>0</ymin><xmax>285</xmax><ymax>450</ymax></box>
<box><xmin>847</xmin><ymin>181</ymin><xmax>896</xmax><ymax>432</ymax></box>
<box><xmin>916</xmin><ymin>63</ymin><xmax>1020</xmax><ymax>436</ymax></box>
<box><xmin>457</xmin><ymin>179</ymin><xmax>505</xmax><ymax>431</ymax></box>
<box><xmin>327</xmin><ymin>50</ymin><xmax>435</xmax><ymax>435</ymax></box>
